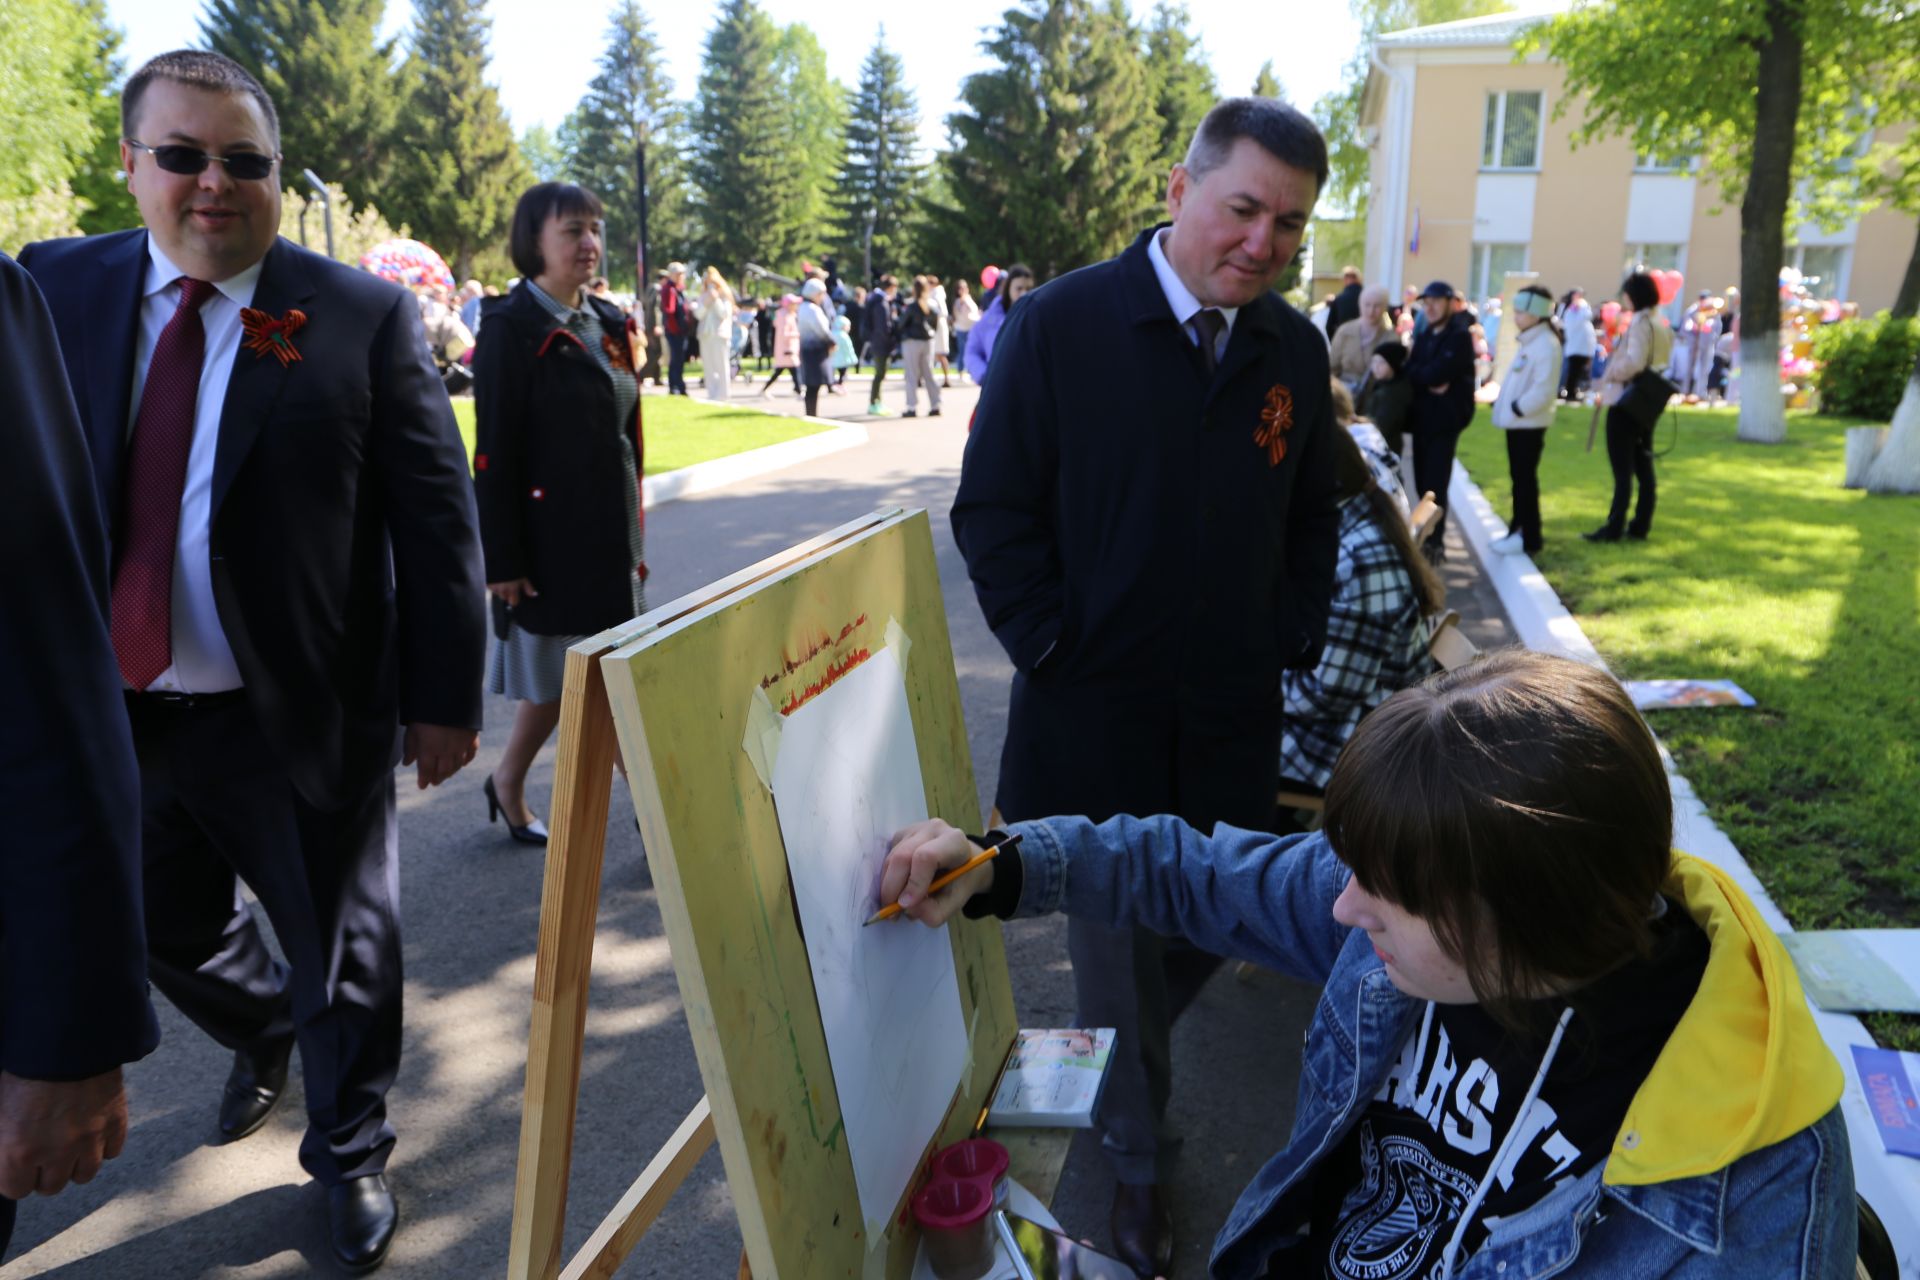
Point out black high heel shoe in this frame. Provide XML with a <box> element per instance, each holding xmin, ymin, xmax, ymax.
<box><xmin>483</xmin><ymin>775</ymin><xmax>550</xmax><ymax>846</ymax></box>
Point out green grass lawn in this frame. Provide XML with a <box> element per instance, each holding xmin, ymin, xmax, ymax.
<box><xmin>449</xmin><ymin>393</ymin><xmax>835</xmax><ymax>477</ymax></box>
<box><xmin>1455</xmin><ymin>406</ymin><xmax>1920</xmax><ymax>1047</ymax></box>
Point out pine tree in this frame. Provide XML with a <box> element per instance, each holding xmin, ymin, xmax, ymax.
<box><xmin>933</xmin><ymin>0</ymin><xmax>1160</xmax><ymax>282</ymax></box>
<box><xmin>834</xmin><ymin>31</ymin><xmax>923</xmax><ymax>279</ymax></box>
<box><xmin>520</xmin><ymin>125</ymin><xmax>566</xmax><ymax>184</ymax></box>
<box><xmin>1142</xmin><ymin>3</ymin><xmax>1218</xmax><ymax>176</ymax></box>
<box><xmin>67</xmin><ymin>0</ymin><xmax>138</xmax><ymax>233</ymax></box>
<box><xmin>200</xmin><ymin>0</ymin><xmax>400</xmax><ymax>209</ymax></box>
<box><xmin>384</xmin><ymin>0</ymin><xmax>528</xmax><ymax>279</ymax></box>
<box><xmin>559</xmin><ymin>0</ymin><xmax>690</xmax><ymax>287</ymax></box>
<box><xmin>690</xmin><ymin>0</ymin><xmax>808</xmax><ymax>275</ymax></box>
<box><xmin>1252</xmin><ymin>60</ymin><xmax>1284</xmax><ymax>99</ymax></box>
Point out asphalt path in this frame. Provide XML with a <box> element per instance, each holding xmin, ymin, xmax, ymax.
<box><xmin>6</xmin><ymin>371</ymin><xmax>1510</xmax><ymax>1279</ymax></box>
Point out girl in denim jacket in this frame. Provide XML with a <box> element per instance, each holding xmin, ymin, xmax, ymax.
<box><xmin>884</xmin><ymin>650</ymin><xmax>1854</xmax><ymax>1279</ymax></box>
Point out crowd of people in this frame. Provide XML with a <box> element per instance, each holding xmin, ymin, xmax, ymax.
<box><xmin>4</xmin><ymin>46</ymin><xmax>1864</xmax><ymax>1280</ymax></box>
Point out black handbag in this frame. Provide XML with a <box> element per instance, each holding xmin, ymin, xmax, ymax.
<box><xmin>1618</xmin><ymin>366</ymin><xmax>1678</xmax><ymax>430</ymax></box>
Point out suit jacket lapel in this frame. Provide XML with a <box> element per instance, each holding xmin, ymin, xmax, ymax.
<box><xmin>85</xmin><ymin>231</ymin><xmax>149</xmax><ymax>507</ymax></box>
<box><xmin>211</xmin><ymin>239</ymin><xmax>316</xmax><ymax>517</ymax></box>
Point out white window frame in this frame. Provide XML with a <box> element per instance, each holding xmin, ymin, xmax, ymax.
<box><xmin>1481</xmin><ymin>90</ymin><xmax>1545</xmax><ymax>172</ymax></box>
<box><xmin>1633</xmin><ymin>150</ymin><xmax>1695</xmax><ymax>174</ymax></box>
<box><xmin>1788</xmin><ymin>244</ymin><xmax>1852</xmax><ymax>301</ymax></box>
<box><xmin>1471</xmin><ymin>242</ymin><xmax>1530</xmax><ymax>306</ymax></box>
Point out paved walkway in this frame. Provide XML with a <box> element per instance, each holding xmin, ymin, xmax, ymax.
<box><xmin>5</xmin><ymin>387</ymin><xmax>1515</xmax><ymax>1278</ymax></box>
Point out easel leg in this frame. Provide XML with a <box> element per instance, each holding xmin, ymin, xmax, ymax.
<box><xmin>508</xmin><ymin>645</ymin><xmax>622</xmax><ymax>1280</ymax></box>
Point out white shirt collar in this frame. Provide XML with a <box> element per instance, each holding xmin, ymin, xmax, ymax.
<box><xmin>1147</xmin><ymin>227</ymin><xmax>1238</xmax><ymax>338</ymax></box>
<box><xmin>143</xmin><ymin>235</ymin><xmax>264</xmax><ymax>307</ymax></box>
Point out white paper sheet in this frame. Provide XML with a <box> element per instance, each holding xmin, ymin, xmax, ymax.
<box><xmin>769</xmin><ymin>645</ymin><xmax>968</xmax><ymax>1235</ymax></box>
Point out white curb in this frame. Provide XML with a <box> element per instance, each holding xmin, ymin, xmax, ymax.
<box><xmin>641</xmin><ymin>421</ymin><xmax>868</xmax><ymax>508</ymax></box>
<box><xmin>1449</xmin><ymin>459</ymin><xmax>1920</xmax><ymax>1272</ymax></box>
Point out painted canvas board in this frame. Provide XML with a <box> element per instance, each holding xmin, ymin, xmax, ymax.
<box><xmin>769</xmin><ymin>644</ymin><xmax>969</xmax><ymax>1232</ymax></box>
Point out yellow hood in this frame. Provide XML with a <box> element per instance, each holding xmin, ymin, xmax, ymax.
<box><xmin>1602</xmin><ymin>852</ymin><xmax>1843</xmax><ymax>1187</ymax></box>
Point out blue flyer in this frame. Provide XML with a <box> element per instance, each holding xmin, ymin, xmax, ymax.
<box><xmin>1852</xmin><ymin>1045</ymin><xmax>1920</xmax><ymax>1158</ymax></box>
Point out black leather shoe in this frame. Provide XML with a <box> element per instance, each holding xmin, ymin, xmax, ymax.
<box><xmin>218</xmin><ymin>1036</ymin><xmax>294</xmax><ymax>1141</ymax></box>
<box><xmin>1582</xmin><ymin>525</ymin><xmax>1624</xmax><ymax>543</ymax></box>
<box><xmin>1110</xmin><ymin>1182</ymin><xmax>1173</xmax><ymax>1278</ymax></box>
<box><xmin>1625</xmin><ymin>526</ymin><xmax>1650</xmax><ymax>541</ymax></box>
<box><xmin>328</xmin><ymin>1174</ymin><xmax>397</xmax><ymax>1273</ymax></box>
<box><xmin>484</xmin><ymin>775</ymin><xmax>549</xmax><ymax>846</ymax></box>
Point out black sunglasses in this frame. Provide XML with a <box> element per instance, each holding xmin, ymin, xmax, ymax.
<box><xmin>126</xmin><ymin>139</ymin><xmax>277</xmax><ymax>182</ymax></box>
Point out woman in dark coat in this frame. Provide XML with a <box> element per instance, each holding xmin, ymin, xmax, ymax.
<box><xmin>1402</xmin><ymin>280</ymin><xmax>1478</xmax><ymax>561</ymax></box>
<box><xmin>472</xmin><ymin>183</ymin><xmax>645</xmax><ymax>844</ymax></box>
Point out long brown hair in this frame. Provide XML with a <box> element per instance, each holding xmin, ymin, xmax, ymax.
<box><xmin>1330</xmin><ymin>428</ymin><xmax>1446</xmax><ymax>616</ymax></box>
<box><xmin>1324</xmin><ymin>650</ymin><xmax>1674</xmax><ymax>1032</ymax></box>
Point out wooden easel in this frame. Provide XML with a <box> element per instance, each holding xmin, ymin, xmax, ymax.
<box><xmin>506</xmin><ymin>510</ymin><xmax>1038</xmax><ymax>1279</ymax></box>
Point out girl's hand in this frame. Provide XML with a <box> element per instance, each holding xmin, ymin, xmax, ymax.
<box><xmin>879</xmin><ymin>820</ymin><xmax>995</xmax><ymax>927</ymax></box>
<box><xmin>488</xmin><ymin>578</ymin><xmax>537</xmax><ymax>607</ymax></box>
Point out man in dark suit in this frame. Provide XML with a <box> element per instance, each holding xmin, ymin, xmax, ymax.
<box><xmin>0</xmin><ymin>254</ymin><xmax>158</xmax><ymax>1264</ymax></box>
<box><xmin>951</xmin><ymin>97</ymin><xmax>1341</xmax><ymax>1275</ymax></box>
<box><xmin>20</xmin><ymin>50</ymin><xmax>486</xmax><ymax>1272</ymax></box>
<box><xmin>1325</xmin><ymin>264</ymin><xmax>1363</xmax><ymax>340</ymax></box>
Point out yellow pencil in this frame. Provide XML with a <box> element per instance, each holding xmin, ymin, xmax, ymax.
<box><xmin>864</xmin><ymin>833</ymin><xmax>1021</xmax><ymax>926</ymax></box>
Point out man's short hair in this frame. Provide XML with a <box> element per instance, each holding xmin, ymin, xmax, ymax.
<box><xmin>123</xmin><ymin>50</ymin><xmax>280</xmax><ymax>151</ymax></box>
<box><xmin>1183</xmin><ymin>97</ymin><xmax>1328</xmax><ymax>195</ymax></box>
<box><xmin>509</xmin><ymin>183</ymin><xmax>605</xmax><ymax>279</ymax></box>
<box><xmin>878</xmin><ymin>274</ymin><xmax>898</xmax><ymax>289</ymax></box>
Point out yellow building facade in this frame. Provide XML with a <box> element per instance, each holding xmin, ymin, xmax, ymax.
<box><xmin>1358</xmin><ymin>12</ymin><xmax>1914</xmax><ymax>313</ymax></box>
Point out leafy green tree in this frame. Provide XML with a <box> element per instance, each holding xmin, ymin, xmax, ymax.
<box><xmin>1251</xmin><ymin>59</ymin><xmax>1283</xmax><ymax>99</ymax></box>
<box><xmin>384</xmin><ymin>0</ymin><xmax>529</xmax><ymax>279</ymax></box>
<box><xmin>558</xmin><ymin>0</ymin><xmax>691</xmax><ymax>287</ymax></box>
<box><xmin>69</xmin><ymin>0</ymin><xmax>139</xmax><ymax>234</ymax></box>
<box><xmin>834</xmin><ymin>32</ymin><xmax>923</xmax><ymax>280</ymax></box>
<box><xmin>771</xmin><ymin>24</ymin><xmax>846</xmax><ymax>268</ymax></box>
<box><xmin>519</xmin><ymin>125</ymin><xmax>567</xmax><ymax>183</ymax></box>
<box><xmin>690</xmin><ymin>0</ymin><xmax>815</xmax><ymax>275</ymax></box>
<box><xmin>1312</xmin><ymin>0</ymin><xmax>1511</xmax><ymax>220</ymax></box>
<box><xmin>0</xmin><ymin>0</ymin><xmax>99</xmax><ymax>251</ymax></box>
<box><xmin>1525</xmin><ymin>0</ymin><xmax>1888</xmax><ymax>444</ymax></box>
<box><xmin>932</xmin><ymin>0</ymin><xmax>1160</xmax><ymax>282</ymax></box>
<box><xmin>1143</xmin><ymin>4</ymin><xmax>1218</xmax><ymax>175</ymax></box>
<box><xmin>200</xmin><ymin>0</ymin><xmax>401</xmax><ymax>209</ymax></box>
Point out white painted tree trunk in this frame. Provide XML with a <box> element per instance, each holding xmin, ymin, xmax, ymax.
<box><xmin>1736</xmin><ymin>335</ymin><xmax>1787</xmax><ymax>443</ymax></box>
<box><xmin>1866</xmin><ymin>366</ymin><xmax>1920</xmax><ymax>493</ymax></box>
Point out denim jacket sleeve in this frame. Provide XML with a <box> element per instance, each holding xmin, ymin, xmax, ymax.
<box><xmin>1009</xmin><ymin>816</ymin><xmax>1354</xmax><ymax>987</ymax></box>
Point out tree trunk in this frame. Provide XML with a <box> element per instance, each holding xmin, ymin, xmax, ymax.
<box><xmin>1866</xmin><ymin>349</ymin><xmax>1920</xmax><ymax>492</ymax></box>
<box><xmin>1735</xmin><ymin>0</ymin><xmax>1803</xmax><ymax>445</ymax></box>
<box><xmin>1892</xmin><ymin>222</ymin><xmax>1920</xmax><ymax>320</ymax></box>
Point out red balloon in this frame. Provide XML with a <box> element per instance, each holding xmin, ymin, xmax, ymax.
<box><xmin>1600</xmin><ymin>300</ymin><xmax>1621</xmax><ymax>322</ymax></box>
<box><xmin>1653</xmin><ymin>269</ymin><xmax>1683</xmax><ymax>305</ymax></box>
<box><xmin>981</xmin><ymin>265</ymin><xmax>1001</xmax><ymax>291</ymax></box>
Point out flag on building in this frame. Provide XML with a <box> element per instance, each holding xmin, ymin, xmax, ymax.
<box><xmin>1409</xmin><ymin>206</ymin><xmax>1422</xmax><ymax>257</ymax></box>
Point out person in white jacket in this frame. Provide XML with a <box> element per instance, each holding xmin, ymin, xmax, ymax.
<box><xmin>1559</xmin><ymin>288</ymin><xmax>1596</xmax><ymax>400</ymax></box>
<box><xmin>1489</xmin><ymin>285</ymin><xmax>1564</xmax><ymax>556</ymax></box>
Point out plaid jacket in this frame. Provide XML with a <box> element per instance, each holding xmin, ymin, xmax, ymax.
<box><xmin>1280</xmin><ymin>496</ymin><xmax>1436</xmax><ymax>789</ymax></box>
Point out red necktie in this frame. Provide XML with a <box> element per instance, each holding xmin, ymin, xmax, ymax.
<box><xmin>113</xmin><ymin>276</ymin><xmax>217</xmax><ymax>689</ymax></box>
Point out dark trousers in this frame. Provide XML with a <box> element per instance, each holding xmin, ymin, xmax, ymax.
<box><xmin>1</xmin><ymin>1195</ymin><xmax>14</xmax><ymax>1262</ymax></box>
<box><xmin>868</xmin><ymin>352</ymin><xmax>891</xmax><ymax>403</ymax></box>
<box><xmin>1411</xmin><ymin>426</ymin><xmax>1464</xmax><ymax>549</ymax></box>
<box><xmin>665</xmin><ymin>333</ymin><xmax>689</xmax><ymax>395</ymax></box>
<box><xmin>997</xmin><ymin>674</ymin><xmax>1279</xmax><ymax>1184</ymax></box>
<box><xmin>1562</xmin><ymin>354</ymin><xmax>1591</xmax><ymax>399</ymax></box>
<box><xmin>1503</xmin><ymin>427</ymin><xmax>1547</xmax><ymax>551</ymax></box>
<box><xmin>128</xmin><ymin>694</ymin><xmax>402</xmax><ymax>1186</ymax></box>
<box><xmin>1603</xmin><ymin>404</ymin><xmax>1656</xmax><ymax>534</ymax></box>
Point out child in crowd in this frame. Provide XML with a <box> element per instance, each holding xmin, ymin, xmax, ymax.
<box><xmin>883</xmin><ymin>649</ymin><xmax>1855</xmax><ymax>1280</ymax></box>
<box><xmin>830</xmin><ymin>314</ymin><xmax>857</xmax><ymax>392</ymax></box>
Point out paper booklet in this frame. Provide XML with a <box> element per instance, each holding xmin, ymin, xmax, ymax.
<box><xmin>987</xmin><ymin>1028</ymin><xmax>1116</xmax><ymax>1128</ymax></box>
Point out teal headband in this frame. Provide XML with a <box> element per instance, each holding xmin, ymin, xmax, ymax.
<box><xmin>1516</xmin><ymin>291</ymin><xmax>1555</xmax><ymax>319</ymax></box>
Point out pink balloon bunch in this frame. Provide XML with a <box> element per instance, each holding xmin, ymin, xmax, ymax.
<box><xmin>981</xmin><ymin>264</ymin><xmax>1001</xmax><ymax>291</ymax></box>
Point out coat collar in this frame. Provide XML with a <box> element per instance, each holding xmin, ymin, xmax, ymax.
<box><xmin>210</xmin><ymin>237</ymin><xmax>316</xmax><ymax>517</ymax></box>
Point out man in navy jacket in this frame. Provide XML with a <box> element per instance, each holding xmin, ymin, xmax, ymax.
<box><xmin>20</xmin><ymin>51</ymin><xmax>484</xmax><ymax>1271</ymax></box>
<box><xmin>951</xmin><ymin>97</ymin><xmax>1340</xmax><ymax>1274</ymax></box>
<box><xmin>1404</xmin><ymin>280</ymin><xmax>1480</xmax><ymax>558</ymax></box>
<box><xmin>0</xmin><ymin>254</ymin><xmax>158</xmax><ymax>1264</ymax></box>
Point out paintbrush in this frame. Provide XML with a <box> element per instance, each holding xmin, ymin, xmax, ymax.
<box><xmin>864</xmin><ymin>833</ymin><xmax>1022</xmax><ymax>926</ymax></box>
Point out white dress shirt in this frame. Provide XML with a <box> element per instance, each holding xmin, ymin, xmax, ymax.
<box><xmin>129</xmin><ymin>238</ymin><xmax>262</xmax><ymax>693</ymax></box>
<box><xmin>1147</xmin><ymin>227</ymin><xmax>1238</xmax><ymax>363</ymax></box>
